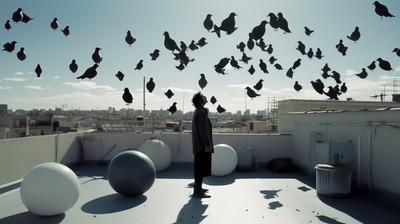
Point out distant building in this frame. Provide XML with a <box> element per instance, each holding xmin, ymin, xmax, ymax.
<box><xmin>0</xmin><ymin>104</ymin><xmax>8</xmax><ymax>116</ymax></box>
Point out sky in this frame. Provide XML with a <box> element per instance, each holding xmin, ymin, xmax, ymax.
<box><xmin>1</xmin><ymin>0</ymin><xmax>400</xmax><ymax>114</ymax></box>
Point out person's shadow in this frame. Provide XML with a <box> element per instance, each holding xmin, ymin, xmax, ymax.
<box><xmin>173</xmin><ymin>197</ymin><xmax>209</xmax><ymax>224</ymax></box>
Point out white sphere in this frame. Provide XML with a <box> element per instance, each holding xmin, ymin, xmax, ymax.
<box><xmin>138</xmin><ymin>138</ymin><xmax>172</xmax><ymax>172</ymax></box>
<box><xmin>212</xmin><ymin>144</ymin><xmax>238</xmax><ymax>176</ymax></box>
<box><xmin>20</xmin><ymin>162</ymin><xmax>80</xmax><ymax>216</ymax></box>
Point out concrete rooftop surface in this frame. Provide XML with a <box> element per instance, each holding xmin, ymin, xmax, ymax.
<box><xmin>1</xmin><ymin>163</ymin><xmax>400</xmax><ymax>224</ymax></box>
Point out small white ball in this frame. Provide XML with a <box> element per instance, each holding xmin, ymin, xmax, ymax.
<box><xmin>139</xmin><ymin>138</ymin><xmax>172</xmax><ymax>172</ymax></box>
<box><xmin>212</xmin><ymin>144</ymin><xmax>238</xmax><ymax>176</ymax></box>
<box><xmin>20</xmin><ymin>162</ymin><xmax>80</xmax><ymax>216</ymax></box>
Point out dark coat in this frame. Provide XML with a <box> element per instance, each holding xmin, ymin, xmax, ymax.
<box><xmin>192</xmin><ymin>107</ymin><xmax>214</xmax><ymax>154</ymax></box>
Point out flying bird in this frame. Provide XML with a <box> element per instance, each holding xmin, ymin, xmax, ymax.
<box><xmin>217</xmin><ymin>105</ymin><xmax>226</xmax><ymax>114</ymax></box>
<box><xmin>347</xmin><ymin>27</ymin><xmax>361</xmax><ymax>43</ymax></box>
<box><xmin>267</xmin><ymin>13</ymin><xmax>279</xmax><ymax>30</ymax></box>
<box><xmin>307</xmin><ymin>48</ymin><xmax>313</xmax><ymax>59</ymax></box>
<box><xmin>315</xmin><ymin>48</ymin><xmax>324</xmax><ymax>59</ymax></box>
<box><xmin>69</xmin><ymin>59</ymin><xmax>78</xmax><ymax>73</ymax></box>
<box><xmin>292</xmin><ymin>59</ymin><xmax>301</xmax><ymax>70</ymax></box>
<box><xmin>269</xmin><ymin>56</ymin><xmax>278</xmax><ymax>64</ymax></box>
<box><xmin>340</xmin><ymin>83</ymin><xmax>347</xmax><ymax>93</ymax></box>
<box><xmin>61</xmin><ymin>26</ymin><xmax>70</xmax><ymax>36</ymax></box>
<box><xmin>213</xmin><ymin>12</ymin><xmax>237</xmax><ymax>37</ymax></box>
<box><xmin>230</xmin><ymin>56</ymin><xmax>242</xmax><ymax>69</ymax></box>
<box><xmin>188</xmin><ymin>40</ymin><xmax>199</xmax><ymax>51</ymax></box>
<box><xmin>367</xmin><ymin>61</ymin><xmax>376</xmax><ymax>70</ymax></box>
<box><xmin>122</xmin><ymin>88</ymin><xmax>133</xmax><ymax>105</ymax></box>
<box><xmin>180</xmin><ymin>41</ymin><xmax>187</xmax><ymax>51</ymax></box>
<box><xmin>165</xmin><ymin>89</ymin><xmax>174</xmax><ymax>99</ymax></box>
<box><xmin>150</xmin><ymin>49</ymin><xmax>160</xmax><ymax>60</ymax></box>
<box><xmin>294</xmin><ymin>81</ymin><xmax>302</xmax><ymax>91</ymax></box>
<box><xmin>373</xmin><ymin>1</ymin><xmax>395</xmax><ymax>18</ymax></box>
<box><xmin>197</xmin><ymin>37</ymin><xmax>207</xmax><ymax>47</ymax></box>
<box><xmin>176</xmin><ymin>62</ymin><xmax>185</xmax><ymax>71</ymax></box>
<box><xmin>324</xmin><ymin>86</ymin><xmax>339</xmax><ymax>100</ymax></box>
<box><xmin>296</xmin><ymin>41</ymin><xmax>306</xmax><ymax>55</ymax></box>
<box><xmin>259</xmin><ymin>59</ymin><xmax>268</xmax><ymax>74</ymax></box>
<box><xmin>5</xmin><ymin>20</ymin><xmax>11</xmax><ymax>31</ymax></box>
<box><xmin>12</xmin><ymin>8</ymin><xmax>23</xmax><ymax>23</ymax></box>
<box><xmin>35</xmin><ymin>64</ymin><xmax>42</xmax><ymax>77</ymax></box>
<box><xmin>392</xmin><ymin>48</ymin><xmax>400</xmax><ymax>57</ymax></box>
<box><xmin>277</xmin><ymin>12</ymin><xmax>291</xmax><ymax>34</ymax></box>
<box><xmin>237</xmin><ymin>42</ymin><xmax>246</xmax><ymax>52</ymax></box>
<box><xmin>76</xmin><ymin>64</ymin><xmax>99</xmax><ymax>80</ymax></box>
<box><xmin>321</xmin><ymin>70</ymin><xmax>330</xmax><ymax>79</ymax></box>
<box><xmin>355</xmin><ymin>68</ymin><xmax>368</xmax><ymax>79</ymax></box>
<box><xmin>198</xmin><ymin>73</ymin><xmax>208</xmax><ymax>89</ymax></box>
<box><xmin>377</xmin><ymin>58</ymin><xmax>392</xmax><ymax>71</ymax></box>
<box><xmin>321</xmin><ymin>63</ymin><xmax>331</xmax><ymax>73</ymax></box>
<box><xmin>245</xmin><ymin>87</ymin><xmax>261</xmax><ymax>99</ymax></box>
<box><xmin>146</xmin><ymin>77</ymin><xmax>155</xmax><ymax>93</ymax></box>
<box><xmin>125</xmin><ymin>30</ymin><xmax>136</xmax><ymax>46</ymax></box>
<box><xmin>247</xmin><ymin>33</ymin><xmax>255</xmax><ymax>50</ymax></box>
<box><xmin>240</xmin><ymin>53</ymin><xmax>252</xmax><ymax>64</ymax></box>
<box><xmin>248</xmin><ymin>65</ymin><xmax>255</xmax><ymax>75</ymax></box>
<box><xmin>286</xmin><ymin>68</ymin><xmax>293</xmax><ymax>78</ymax></box>
<box><xmin>163</xmin><ymin>31</ymin><xmax>181</xmax><ymax>52</ymax></box>
<box><xmin>214</xmin><ymin>57</ymin><xmax>230</xmax><ymax>70</ymax></box>
<box><xmin>251</xmin><ymin>20</ymin><xmax>268</xmax><ymax>40</ymax></box>
<box><xmin>21</xmin><ymin>13</ymin><xmax>34</xmax><ymax>23</ymax></box>
<box><xmin>135</xmin><ymin>60</ymin><xmax>143</xmax><ymax>70</ymax></box>
<box><xmin>17</xmin><ymin>47</ymin><xmax>27</xmax><ymax>61</ymax></box>
<box><xmin>336</xmin><ymin>39</ymin><xmax>347</xmax><ymax>56</ymax></box>
<box><xmin>311</xmin><ymin>79</ymin><xmax>325</xmax><ymax>95</ymax></box>
<box><xmin>203</xmin><ymin>14</ymin><xmax>213</xmax><ymax>31</ymax></box>
<box><xmin>92</xmin><ymin>47</ymin><xmax>102</xmax><ymax>64</ymax></box>
<box><xmin>50</xmin><ymin>18</ymin><xmax>58</xmax><ymax>30</ymax></box>
<box><xmin>115</xmin><ymin>71</ymin><xmax>124</xmax><ymax>81</ymax></box>
<box><xmin>167</xmin><ymin>102</ymin><xmax>178</xmax><ymax>114</ymax></box>
<box><xmin>274</xmin><ymin>63</ymin><xmax>283</xmax><ymax>70</ymax></box>
<box><xmin>330</xmin><ymin>71</ymin><xmax>342</xmax><ymax>84</ymax></box>
<box><xmin>2</xmin><ymin>41</ymin><xmax>17</xmax><ymax>52</ymax></box>
<box><xmin>304</xmin><ymin>26</ymin><xmax>314</xmax><ymax>36</ymax></box>
<box><xmin>266</xmin><ymin>44</ymin><xmax>273</xmax><ymax>54</ymax></box>
<box><xmin>253</xmin><ymin>79</ymin><xmax>263</xmax><ymax>91</ymax></box>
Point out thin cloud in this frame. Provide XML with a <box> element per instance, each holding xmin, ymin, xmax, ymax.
<box><xmin>14</xmin><ymin>72</ymin><xmax>24</xmax><ymax>75</ymax></box>
<box><xmin>25</xmin><ymin>85</ymin><xmax>44</xmax><ymax>90</ymax></box>
<box><xmin>4</xmin><ymin>78</ymin><xmax>27</xmax><ymax>82</ymax></box>
<box><xmin>161</xmin><ymin>87</ymin><xmax>197</xmax><ymax>94</ymax></box>
<box><xmin>63</xmin><ymin>81</ymin><xmax>116</xmax><ymax>91</ymax></box>
<box><xmin>0</xmin><ymin>85</ymin><xmax>12</xmax><ymax>90</ymax></box>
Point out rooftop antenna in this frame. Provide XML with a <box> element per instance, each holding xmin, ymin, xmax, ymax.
<box><xmin>143</xmin><ymin>76</ymin><xmax>146</xmax><ymax>116</ymax></box>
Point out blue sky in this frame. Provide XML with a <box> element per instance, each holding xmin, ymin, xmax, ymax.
<box><xmin>1</xmin><ymin>0</ymin><xmax>399</xmax><ymax>113</ymax></box>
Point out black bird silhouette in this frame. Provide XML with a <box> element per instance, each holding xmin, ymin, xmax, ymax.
<box><xmin>377</xmin><ymin>58</ymin><xmax>392</xmax><ymax>71</ymax></box>
<box><xmin>237</xmin><ymin>42</ymin><xmax>246</xmax><ymax>52</ymax></box>
<box><xmin>92</xmin><ymin>47</ymin><xmax>102</xmax><ymax>64</ymax></box>
<box><xmin>35</xmin><ymin>64</ymin><xmax>42</xmax><ymax>77</ymax></box>
<box><xmin>165</xmin><ymin>89</ymin><xmax>174</xmax><ymax>99</ymax></box>
<box><xmin>256</xmin><ymin>38</ymin><xmax>268</xmax><ymax>51</ymax></box>
<box><xmin>50</xmin><ymin>18</ymin><xmax>58</xmax><ymax>30</ymax></box>
<box><xmin>330</xmin><ymin>71</ymin><xmax>342</xmax><ymax>84</ymax></box>
<box><xmin>307</xmin><ymin>48</ymin><xmax>314</xmax><ymax>59</ymax></box>
<box><xmin>267</xmin><ymin>13</ymin><xmax>279</xmax><ymax>30</ymax></box>
<box><xmin>2</xmin><ymin>41</ymin><xmax>17</xmax><ymax>52</ymax></box>
<box><xmin>176</xmin><ymin>62</ymin><xmax>185</xmax><ymax>71</ymax></box>
<box><xmin>340</xmin><ymin>83</ymin><xmax>348</xmax><ymax>93</ymax></box>
<box><xmin>324</xmin><ymin>86</ymin><xmax>339</xmax><ymax>100</ymax></box>
<box><xmin>248</xmin><ymin>65</ymin><xmax>255</xmax><ymax>75</ymax></box>
<box><xmin>251</xmin><ymin>20</ymin><xmax>268</xmax><ymax>40</ymax></box>
<box><xmin>115</xmin><ymin>71</ymin><xmax>124</xmax><ymax>81</ymax></box>
<box><xmin>294</xmin><ymin>81</ymin><xmax>302</xmax><ymax>91</ymax></box>
<box><xmin>12</xmin><ymin>8</ymin><xmax>23</xmax><ymax>23</ymax></box>
<box><xmin>146</xmin><ymin>78</ymin><xmax>155</xmax><ymax>93</ymax></box>
<box><xmin>292</xmin><ymin>58</ymin><xmax>301</xmax><ymax>70</ymax></box>
<box><xmin>245</xmin><ymin>86</ymin><xmax>261</xmax><ymax>99</ymax></box>
<box><xmin>150</xmin><ymin>49</ymin><xmax>160</xmax><ymax>61</ymax></box>
<box><xmin>392</xmin><ymin>48</ymin><xmax>400</xmax><ymax>57</ymax></box>
<box><xmin>125</xmin><ymin>30</ymin><xmax>136</xmax><ymax>46</ymax></box>
<box><xmin>61</xmin><ymin>26</ymin><xmax>70</xmax><ymax>36</ymax></box>
<box><xmin>5</xmin><ymin>20</ymin><xmax>11</xmax><ymax>31</ymax></box>
<box><xmin>198</xmin><ymin>73</ymin><xmax>208</xmax><ymax>89</ymax></box>
<box><xmin>286</xmin><ymin>68</ymin><xmax>293</xmax><ymax>78</ymax></box>
<box><xmin>367</xmin><ymin>61</ymin><xmax>376</xmax><ymax>70</ymax></box>
<box><xmin>213</xmin><ymin>12</ymin><xmax>237</xmax><ymax>37</ymax></box>
<box><xmin>210</xmin><ymin>96</ymin><xmax>217</xmax><ymax>104</ymax></box>
<box><xmin>254</xmin><ymin>79</ymin><xmax>263</xmax><ymax>91</ymax></box>
<box><xmin>17</xmin><ymin>47</ymin><xmax>26</xmax><ymax>61</ymax></box>
<box><xmin>334</xmin><ymin>85</ymin><xmax>342</xmax><ymax>96</ymax></box>
<box><xmin>240</xmin><ymin>53</ymin><xmax>252</xmax><ymax>64</ymax></box>
<box><xmin>135</xmin><ymin>60</ymin><xmax>143</xmax><ymax>70</ymax></box>
<box><xmin>311</xmin><ymin>79</ymin><xmax>324</xmax><ymax>95</ymax></box>
<box><xmin>122</xmin><ymin>88</ymin><xmax>133</xmax><ymax>105</ymax></box>
<box><xmin>259</xmin><ymin>59</ymin><xmax>269</xmax><ymax>74</ymax></box>
<box><xmin>315</xmin><ymin>48</ymin><xmax>324</xmax><ymax>59</ymax></box>
<box><xmin>214</xmin><ymin>57</ymin><xmax>230</xmax><ymax>70</ymax></box>
<box><xmin>269</xmin><ymin>56</ymin><xmax>277</xmax><ymax>64</ymax></box>
<box><xmin>203</xmin><ymin>14</ymin><xmax>213</xmax><ymax>31</ymax></box>
<box><xmin>230</xmin><ymin>56</ymin><xmax>242</xmax><ymax>69</ymax></box>
<box><xmin>336</xmin><ymin>39</ymin><xmax>347</xmax><ymax>56</ymax></box>
<box><xmin>188</xmin><ymin>40</ymin><xmax>198</xmax><ymax>51</ymax></box>
<box><xmin>277</xmin><ymin>12</ymin><xmax>291</xmax><ymax>34</ymax></box>
<box><xmin>347</xmin><ymin>27</ymin><xmax>360</xmax><ymax>43</ymax></box>
<box><xmin>321</xmin><ymin>63</ymin><xmax>331</xmax><ymax>73</ymax></box>
<box><xmin>355</xmin><ymin>68</ymin><xmax>368</xmax><ymax>79</ymax></box>
<box><xmin>373</xmin><ymin>1</ymin><xmax>394</xmax><ymax>18</ymax></box>
<box><xmin>274</xmin><ymin>63</ymin><xmax>283</xmax><ymax>70</ymax></box>
<box><xmin>180</xmin><ymin>41</ymin><xmax>187</xmax><ymax>51</ymax></box>
<box><xmin>197</xmin><ymin>37</ymin><xmax>207</xmax><ymax>47</ymax></box>
<box><xmin>76</xmin><ymin>64</ymin><xmax>99</xmax><ymax>79</ymax></box>
<box><xmin>247</xmin><ymin>33</ymin><xmax>255</xmax><ymax>50</ymax></box>
<box><xmin>217</xmin><ymin>105</ymin><xmax>226</xmax><ymax>114</ymax></box>
<box><xmin>304</xmin><ymin>26</ymin><xmax>314</xmax><ymax>36</ymax></box>
<box><xmin>21</xmin><ymin>13</ymin><xmax>33</xmax><ymax>23</ymax></box>
<box><xmin>266</xmin><ymin>44</ymin><xmax>273</xmax><ymax>54</ymax></box>
<box><xmin>163</xmin><ymin>31</ymin><xmax>181</xmax><ymax>52</ymax></box>
<box><xmin>296</xmin><ymin>41</ymin><xmax>306</xmax><ymax>55</ymax></box>
<box><xmin>69</xmin><ymin>59</ymin><xmax>78</xmax><ymax>73</ymax></box>
<box><xmin>321</xmin><ymin>70</ymin><xmax>330</xmax><ymax>79</ymax></box>
<box><xmin>167</xmin><ymin>102</ymin><xmax>177</xmax><ymax>114</ymax></box>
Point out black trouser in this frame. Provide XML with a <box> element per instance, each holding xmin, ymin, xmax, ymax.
<box><xmin>194</xmin><ymin>151</ymin><xmax>212</xmax><ymax>183</ymax></box>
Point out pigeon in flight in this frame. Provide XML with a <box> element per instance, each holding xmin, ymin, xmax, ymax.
<box><xmin>230</xmin><ymin>56</ymin><xmax>242</xmax><ymax>69</ymax></box>
<box><xmin>146</xmin><ymin>77</ymin><xmax>155</xmax><ymax>93</ymax></box>
<box><xmin>180</xmin><ymin>41</ymin><xmax>187</xmax><ymax>52</ymax></box>
<box><xmin>393</xmin><ymin>48</ymin><xmax>400</xmax><ymax>57</ymax></box>
<box><xmin>21</xmin><ymin>13</ymin><xmax>34</xmax><ymax>23</ymax></box>
<box><xmin>330</xmin><ymin>71</ymin><xmax>342</xmax><ymax>84</ymax></box>
<box><xmin>17</xmin><ymin>47</ymin><xmax>27</xmax><ymax>61</ymax></box>
<box><xmin>165</xmin><ymin>89</ymin><xmax>174</xmax><ymax>99</ymax></box>
<box><xmin>167</xmin><ymin>102</ymin><xmax>177</xmax><ymax>114</ymax></box>
<box><xmin>304</xmin><ymin>26</ymin><xmax>314</xmax><ymax>36</ymax></box>
<box><xmin>61</xmin><ymin>26</ymin><xmax>70</xmax><ymax>36</ymax></box>
<box><xmin>377</xmin><ymin>58</ymin><xmax>392</xmax><ymax>71</ymax></box>
<box><xmin>321</xmin><ymin>70</ymin><xmax>330</xmax><ymax>79</ymax></box>
<box><xmin>245</xmin><ymin>87</ymin><xmax>261</xmax><ymax>99</ymax></box>
<box><xmin>35</xmin><ymin>64</ymin><xmax>42</xmax><ymax>77</ymax></box>
<box><xmin>321</xmin><ymin>63</ymin><xmax>331</xmax><ymax>73</ymax></box>
<box><xmin>5</xmin><ymin>20</ymin><xmax>11</xmax><ymax>31</ymax></box>
<box><xmin>340</xmin><ymin>83</ymin><xmax>347</xmax><ymax>93</ymax></box>
<box><xmin>210</xmin><ymin>96</ymin><xmax>217</xmax><ymax>104</ymax></box>
<box><xmin>214</xmin><ymin>57</ymin><xmax>230</xmax><ymax>70</ymax></box>
<box><xmin>315</xmin><ymin>48</ymin><xmax>324</xmax><ymax>59</ymax></box>
<box><xmin>307</xmin><ymin>48</ymin><xmax>314</xmax><ymax>59</ymax></box>
<box><xmin>286</xmin><ymin>68</ymin><xmax>293</xmax><ymax>78</ymax></box>
<box><xmin>347</xmin><ymin>27</ymin><xmax>361</xmax><ymax>43</ymax></box>
<box><xmin>294</xmin><ymin>81</ymin><xmax>302</xmax><ymax>91</ymax></box>
<box><xmin>296</xmin><ymin>41</ymin><xmax>306</xmax><ymax>55</ymax></box>
<box><xmin>217</xmin><ymin>105</ymin><xmax>226</xmax><ymax>114</ymax></box>
<box><xmin>269</xmin><ymin>56</ymin><xmax>278</xmax><ymax>64</ymax></box>
<box><xmin>373</xmin><ymin>1</ymin><xmax>395</xmax><ymax>18</ymax></box>
<box><xmin>12</xmin><ymin>8</ymin><xmax>23</xmax><ymax>23</ymax></box>
<box><xmin>189</xmin><ymin>40</ymin><xmax>198</xmax><ymax>51</ymax></box>
<box><xmin>135</xmin><ymin>60</ymin><xmax>143</xmax><ymax>70</ymax></box>
<box><xmin>213</xmin><ymin>12</ymin><xmax>237</xmax><ymax>37</ymax></box>
<box><xmin>76</xmin><ymin>64</ymin><xmax>99</xmax><ymax>80</ymax></box>
<box><xmin>247</xmin><ymin>33</ymin><xmax>255</xmax><ymax>50</ymax></box>
<box><xmin>176</xmin><ymin>62</ymin><xmax>185</xmax><ymax>71</ymax></box>
<box><xmin>274</xmin><ymin>63</ymin><xmax>283</xmax><ymax>70</ymax></box>
<box><xmin>69</xmin><ymin>59</ymin><xmax>78</xmax><ymax>73</ymax></box>
<box><xmin>324</xmin><ymin>86</ymin><xmax>339</xmax><ymax>100</ymax></box>
<box><xmin>251</xmin><ymin>20</ymin><xmax>268</xmax><ymax>40</ymax></box>
<box><xmin>336</xmin><ymin>39</ymin><xmax>347</xmax><ymax>56</ymax></box>
<box><xmin>92</xmin><ymin>47</ymin><xmax>102</xmax><ymax>64</ymax></box>
<box><xmin>355</xmin><ymin>68</ymin><xmax>368</xmax><ymax>79</ymax></box>
<box><xmin>292</xmin><ymin>59</ymin><xmax>301</xmax><ymax>70</ymax></box>
<box><xmin>240</xmin><ymin>52</ymin><xmax>252</xmax><ymax>64</ymax></box>
<box><xmin>50</xmin><ymin>18</ymin><xmax>58</xmax><ymax>30</ymax></box>
<box><xmin>2</xmin><ymin>41</ymin><xmax>17</xmax><ymax>52</ymax></box>
<box><xmin>253</xmin><ymin>79</ymin><xmax>263</xmax><ymax>91</ymax></box>
<box><xmin>266</xmin><ymin>44</ymin><xmax>273</xmax><ymax>54</ymax></box>
<box><xmin>125</xmin><ymin>30</ymin><xmax>136</xmax><ymax>46</ymax></box>
<box><xmin>203</xmin><ymin>14</ymin><xmax>213</xmax><ymax>31</ymax></box>
<box><xmin>367</xmin><ymin>61</ymin><xmax>376</xmax><ymax>70</ymax></box>
<box><xmin>115</xmin><ymin>71</ymin><xmax>124</xmax><ymax>81</ymax></box>
<box><xmin>259</xmin><ymin>59</ymin><xmax>269</xmax><ymax>74</ymax></box>
<box><xmin>197</xmin><ymin>37</ymin><xmax>207</xmax><ymax>47</ymax></box>
<box><xmin>150</xmin><ymin>49</ymin><xmax>160</xmax><ymax>61</ymax></box>
<box><xmin>198</xmin><ymin>73</ymin><xmax>208</xmax><ymax>89</ymax></box>
<box><xmin>237</xmin><ymin>42</ymin><xmax>246</xmax><ymax>52</ymax></box>
<box><xmin>248</xmin><ymin>65</ymin><xmax>255</xmax><ymax>75</ymax></box>
<box><xmin>122</xmin><ymin>88</ymin><xmax>133</xmax><ymax>105</ymax></box>
<box><xmin>163</xmin><ymin>31</ymin><xmax>181</xmax><ymax>52</ymax></box>
<box><xmin>277</xmin><ymin>12</ymin><xmax>291</xmax><ymax>34</ymax></box>
<box><xmin>267</xmin><ymin>13</ymin><xmax>279</xmax><ymax>30</ymax></box>
<box><xmin>311</xmin><ymin>79</ymin><xmax>324</xmax><ymax>95</ymax></box>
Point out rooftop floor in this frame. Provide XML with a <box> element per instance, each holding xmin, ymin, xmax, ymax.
<box><xmin>1</xmin><ymin>163</ymin><xmax>400</xmax><ymax>224</ymax></box>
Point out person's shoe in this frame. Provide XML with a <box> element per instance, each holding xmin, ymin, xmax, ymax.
<box><xmin>202</xmin><ymin>188</ymin><xmax>209</xmax><ymax>193</ymax></box>
<box><xmin>193</xmin><ymin>183</ymin><xmax>211</xmax><ymax>198</ymax></box>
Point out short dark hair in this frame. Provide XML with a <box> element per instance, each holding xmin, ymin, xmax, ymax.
<box><xmin>192</xmin><ymin>92</ymin><xmax>203</xmax><ymax>108</ymax></box>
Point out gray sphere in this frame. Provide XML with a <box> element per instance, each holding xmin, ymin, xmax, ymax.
<box><xmin>107</xmin><ymin>150</ymin><xmax>156</xmax><ymax>197</ymax></box>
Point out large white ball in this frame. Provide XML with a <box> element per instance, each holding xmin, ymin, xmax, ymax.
<box><xmin>138</xmin><ymin>138</ymin><xmax>172</xmax><ymax>172</ymax></box>
<box><xmin>212</xmin><ymin>144</ymin><xmax>238</xmax><ymax>176</ymax></box>
<box><xmin>20</xmin><ymin>162</ymin><xmax>80</xmax><ymax>216</ymax></box>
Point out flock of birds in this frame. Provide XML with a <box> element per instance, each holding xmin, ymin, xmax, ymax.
<box><xmin>2</xmin><ymin>2</ymin><xmax>398</xmax><ymax>114</ymax></box>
